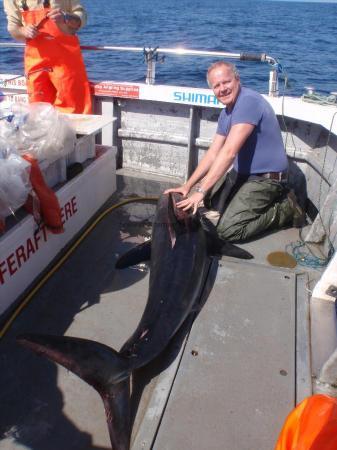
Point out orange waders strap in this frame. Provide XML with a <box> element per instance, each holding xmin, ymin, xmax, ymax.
<box><xmin>275</xmin><ymin>394</ymin><xmax>337</xmax><ymax>450</ymax></box>
<box><xmin>23</xmin><ymin>155</ymin><xmax>64</xmax><ymax>234</ymax></box>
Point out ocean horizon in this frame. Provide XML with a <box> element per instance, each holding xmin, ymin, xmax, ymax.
<box><xmin>0</xmin><ymin>0</ymin><xmax>336</xmax><ymax>95</ymax></box>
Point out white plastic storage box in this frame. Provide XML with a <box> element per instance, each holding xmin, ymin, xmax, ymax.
<box><xmin>68</xmin><ymin>134</ymin><xmax>96</xmax><ymax>164</ymax></box>
<box><xmin>39</xmin><ymin>157</ymin><xmax>67</xmax><ymax>188</ymax></box>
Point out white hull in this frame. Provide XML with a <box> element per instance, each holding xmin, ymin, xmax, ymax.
<box><xmin>0</xmin><ymin>146</ymin><xmax>116</xmax><ymax>315</ymax></box>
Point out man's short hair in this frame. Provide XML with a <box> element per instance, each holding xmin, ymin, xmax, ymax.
<box><xmin>207</xmin><ymin>61</ymin><xmax>239</xmax><ymax>88</ymax></box>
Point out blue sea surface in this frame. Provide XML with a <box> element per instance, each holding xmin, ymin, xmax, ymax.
<box><xmin>0</xmin><ymin>0</ymin><xmax>336</xmax><ymax>95</ymax></box>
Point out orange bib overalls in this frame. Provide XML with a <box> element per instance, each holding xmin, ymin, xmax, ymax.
<box><xmin>22</xmin><ymin>0</ymin><xmax>92</xmax><ymax>114</ymax></box>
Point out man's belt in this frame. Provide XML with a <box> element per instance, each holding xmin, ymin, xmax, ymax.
<box><xmin>255</xmin><ymin>171</ymin><xmax>287</xmax><ymax>182</ymax></box>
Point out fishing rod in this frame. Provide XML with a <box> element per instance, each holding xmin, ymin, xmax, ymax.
<box><xmin>0</xmin><ymin>42</ymin><xmax>280</xmax><ymax>94</ymax></box>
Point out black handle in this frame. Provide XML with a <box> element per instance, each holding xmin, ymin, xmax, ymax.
<box><xmin>239</xmin><ymin>53</ymin><xmax>266</xmax><ymax>62</ymax></box>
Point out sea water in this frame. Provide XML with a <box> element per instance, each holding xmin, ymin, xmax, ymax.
<box><xmin>0</xmin><ymin>0</ymin><xmax>336</xmax><ymax>95</ymax></box>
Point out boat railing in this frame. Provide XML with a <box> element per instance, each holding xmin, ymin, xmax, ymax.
<box><xmin>0</xmin><ymin>42</ymin><xmax>280</xmax><ymax>96</ymax></box>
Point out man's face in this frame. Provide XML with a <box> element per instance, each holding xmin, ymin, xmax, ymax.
<box><xmin>208</xmin><ymin>65</ymin><xmax>240</xmax><ymax>109</ymax></box>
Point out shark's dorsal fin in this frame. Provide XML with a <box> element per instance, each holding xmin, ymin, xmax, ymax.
<box><xmin>115</xmin><ymin>240</ymin><xmax>152</xmax><ymax>269</ymax></box>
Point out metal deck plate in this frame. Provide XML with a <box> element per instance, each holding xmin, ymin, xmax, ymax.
<box><xmin>153</xmin><ymin>259</ymin><xmax>297</xmax><ymax>450</ymax></box>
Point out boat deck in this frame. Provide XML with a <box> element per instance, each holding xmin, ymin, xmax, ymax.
<box><xmin>0</xmin><ymin>170</ymin><xmax>320</xmax><ymax>450</ymax></box>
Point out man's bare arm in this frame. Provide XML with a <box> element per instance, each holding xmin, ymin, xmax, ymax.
<box><xmin>164</xmin><ymin>133</ymin><xmax>226</xmax><ymax>196</ymax></box>
<box><xmin>176</xmin><ymin>123</ymin><xmax>255</xmax><ymax>213</ymax></box>
<box><xmin>199</xmin><ymin>123</ymin><xmax>255</xmax><ymax>192</ymax></box>
<box><xmin>47</xmin><ymin>9</ymin><xmax>81</xmax><ymax>35</ymax></box>
<box><xmin>8</xmin><ymin>24</ymin><xmax>38</xmax><ymax>41</ymax></box>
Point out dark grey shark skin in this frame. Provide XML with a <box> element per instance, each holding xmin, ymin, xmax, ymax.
<box><xmin>115</xmin><ymin>217</ymin><xmax>254</xmax><ymax>270</ymax></box>
<box><xmin>17</xmin><ymin>193</ymin><xmax>212</xmax><ymax>450</ymax></box>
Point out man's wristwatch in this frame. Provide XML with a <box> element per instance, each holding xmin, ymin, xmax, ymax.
<box><xmin>195</xmin><ymin>186</ymin><xmax>207</xmax><ymax>196</ymax></box>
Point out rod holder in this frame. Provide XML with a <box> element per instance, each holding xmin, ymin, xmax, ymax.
<box><xmin>144</xmin><ymin>48</ymin><xmax>157</xmax><ymax>85</ymax></box>
<box><xmin>269</xmin><ymin>68</ymin><xmax>279</xmax><ymax>97</ymax></box>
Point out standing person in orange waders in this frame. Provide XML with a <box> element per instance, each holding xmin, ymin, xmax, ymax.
<box><xmin>3</xmin><ymin>0</ymin><xmax>92</xmax><ymax>114</ymax></box>
<box><xmin>3</xmin><ymin>1</ymin><xmax>92</xmax><ymax>232</ymax></box>
<box><xmin>275</xmin><ymin>394</ymin><xmax>337</xmax><ymax>450</ymax></box>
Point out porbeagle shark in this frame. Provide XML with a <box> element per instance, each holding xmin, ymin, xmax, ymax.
<box><xmin>17</xmin><ymin>193</ymin><xmax>252</xmax><ymax>450</ymax></box>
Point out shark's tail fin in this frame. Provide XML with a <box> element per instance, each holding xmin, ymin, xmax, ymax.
<box><xmin>17</xmin><ymin>334</ymin><xmax>132</xmax><ymax>450</ymax></box>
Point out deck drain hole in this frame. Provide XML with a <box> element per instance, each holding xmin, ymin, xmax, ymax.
<box><xmin>280</xmin><ymin>369</ymin><xmax>288</xmax><ymax>376</ymax></box>
<box><xmin>191</xmin><ymin>350</ymin><xmax>198</xmax><ymax>357</ymax></box>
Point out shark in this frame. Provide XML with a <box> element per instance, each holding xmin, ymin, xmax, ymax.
<box><xmin>17</xmin><ymin>192</ymin><xmax>253</xmax><ymax>449</ymax></box>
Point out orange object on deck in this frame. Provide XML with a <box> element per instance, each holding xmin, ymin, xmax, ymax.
<box><xmin>23</xmin><ymin>155</ymin><xmax>64</xmax><ymax>234</ymax></box>
<box><xmin>275</xmin><ymin>394</ymin><xmax>337</xmax><ymax>450</ymax></box>
<box><xmin>22</xmin><ymin>7</ymin><xmax>92</xmax><ymax>114</ymax></box>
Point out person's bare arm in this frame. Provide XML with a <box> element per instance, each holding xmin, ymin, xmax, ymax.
<box><xmin>47</xmin><ymin>8</ymin><xmax>81</xmax><ymax>35</ymax></box>
<box><xmin>164</xmin><ymin>133</ymin><xmax>226</xmax><ymax>197</ymax></box>
<box><xmin>176</xmin><ymin>123</ymin><xmax>255</xmax><ymax>213</ymax></box>
<box><xmin>5</xmin><ymin>9</ymin><xmax>81</xmax><ymax>41</ymax></box>
<box><xmin>200</xmin><ymin>123</ymin><xmax>254</xmax><ymax>191</ymax></box>
<box><xmin>7</xmin><ymin>23</ymin><xmax>38</xmax><ymax>41</ymax></box>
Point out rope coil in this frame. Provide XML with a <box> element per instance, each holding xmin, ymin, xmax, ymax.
<box><xmin>302</xmin><ymin>92</ymin><xmax>337</xmax><ymax>106</ymax></box>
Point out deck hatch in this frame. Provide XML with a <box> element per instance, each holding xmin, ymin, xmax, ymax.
<box><xmin>153</xmin><ymin>260</ymin><xmax>297</xmax><ymax>450</ymax></box>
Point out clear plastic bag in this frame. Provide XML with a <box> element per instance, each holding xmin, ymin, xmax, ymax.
<box><xmin>0</xmin><ymin>150</ymin><xmax>31</xmax><ymax>221</ymax></box>
<box><xmin>0</xmin><ymin>102</ymin><xmax>27</xmax><ymax>148</ymax></box>
<box><xmin>0</xmin><ymin>102</ymin><xmax>76</xmax><ymax>164</ymax></box>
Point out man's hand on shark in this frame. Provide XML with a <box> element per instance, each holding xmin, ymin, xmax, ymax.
<box><xmin>164</xmin><ymin>184</ymin><xmax>190</xmax><ymax>198</ymax></box>
<box><xmin>176</xmin><ymin>191</ymin><xmax>204</xmax><ymax>214</ymax></box>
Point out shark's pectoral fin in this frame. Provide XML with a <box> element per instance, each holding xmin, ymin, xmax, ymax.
<box><xmin>17</xmin><ymin>333</ymin><xmax>132</xmax><ymax>450</ymax></box>
<box><xmin>206</xmin><ymin>234</ymin><xmax>254</xmax><ymax>260</ymax></box>
<box><xmin>115</xmin><ymin>240</ymin><xmax>152</xmax><ymax>269</ymax></box>
<box><xmin>217</xmin><ymin>241</ymin><xmax>254</xmax><ymax>259</ymax></box>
